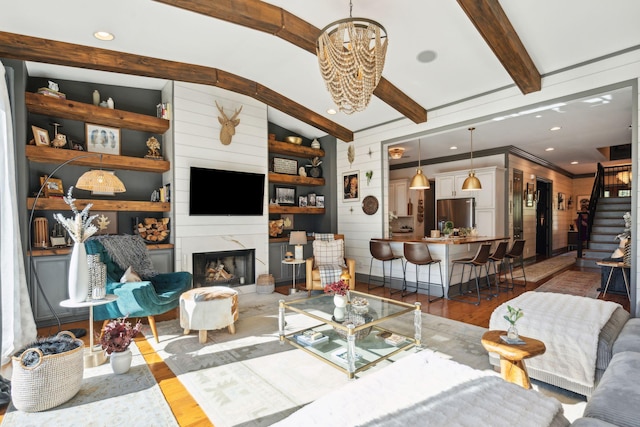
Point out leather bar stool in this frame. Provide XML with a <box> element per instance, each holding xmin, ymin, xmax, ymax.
<box><xmin>403</xmin><ymin>242</ymin><xmax>444</xmax><ymax>302</ymax></box>
<box><xmin>368</xmin><ymin>239</ymin><xmax>405</xmax><ymax>293</ymax></box>
<box><xmin>488</xmin><ymin>240</ymin><xmax>509</xmax><ymax>292</ymax></box>
<box><xmin>504</xmin><ymin>240</ymin><xmax>527</xmax><ymax>289</ymax></box>
<box><xmin>448</xmin><ymin>244</ymin><xmax>492</xmax><ymax>305</ymax></box>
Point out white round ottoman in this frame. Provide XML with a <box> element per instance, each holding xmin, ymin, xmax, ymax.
<box><xmin>179</xmin><ymin>286</ymin><xmax>239</xmax><ymax>344</ymax></box>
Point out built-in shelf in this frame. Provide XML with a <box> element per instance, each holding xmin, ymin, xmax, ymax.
<box><xmin>268</xmin><ymin>140</ymin><xmax>324</xmax><ymax>158</ymax></box>
<box><xmin>29</xmin><ymin>243</ymin><xmax>173</xmax><ymax>257</ymax></box>
<box><xmin>25</xmin><ymin>92</ymin><xmax>170</xmax><ymax>134</ymax></box>
<box><xmin>26</xmin><ymin>145</ymin><xmax>170</xmax><ymax>173</ymax></box>
<box><xmin>268</xmin><ymin>172</ymin><xmax>324</xmax><ymax>186</ymax></box>
<box><xmin>269</xmin><ymin>206</ymin><xmax>325</xmax><ymax>214</ymax></box>
<box><xmin>28</xmin><ymin>197</ymin><xmax>170</xmax><ymax>212</ymax></box>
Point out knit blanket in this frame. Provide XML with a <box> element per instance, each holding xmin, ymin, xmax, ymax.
<box><xmin>90</xmin><ymin>235</ymin><xmax>158</xmax><ymax>279</ymax></box>
<box><xmin>274</xmin><ymin>349</ymin><xmax>567</xmax><ymax>427</ymax></box>
<box><xmin>318</xmin><ymin>264</ymin><xmax>343</xmax><ymax>287</ymax></box>
<box><xmin>490</xmin><ymin>291</ymin><xmax>620</xmax><ymax>387</ymax></box>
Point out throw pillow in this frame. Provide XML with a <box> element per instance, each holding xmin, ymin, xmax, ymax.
<box><xmin>313</xmin><ymin>239</ymin><xmax>346</xmax><ymax>267</ymax></box>
<box><xmin>120</xmin><ymin>266</ymin><xmax>142</xmax><ymax>283</ymax></box>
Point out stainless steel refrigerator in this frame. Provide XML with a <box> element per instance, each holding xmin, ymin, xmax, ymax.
<box><xmin>436</xmin><ymin>197</ymin><xmax>475</xmax><ymax>230</ymax></box>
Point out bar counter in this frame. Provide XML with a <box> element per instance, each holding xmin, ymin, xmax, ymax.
<box><xmin>373</xmin><ymin>236</ymin><xmax>511</xmax><ymax>299</ymax></box>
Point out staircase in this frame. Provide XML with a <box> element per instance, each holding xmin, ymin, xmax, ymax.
<box><xmin>577</xmin><ymin>196</ymin><xmax>630</xmax><ymax>268</ymax></box>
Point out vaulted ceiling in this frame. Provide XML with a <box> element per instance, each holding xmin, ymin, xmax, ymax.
<box><xmin>1</xmin><ymin>1</ymin><xmax>638</xmax><ymax>173</ymax></box>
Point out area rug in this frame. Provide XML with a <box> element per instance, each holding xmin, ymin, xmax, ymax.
<box><xmin>1</xmin><ymin>342</ymin><xmax>177</xmax><ymax>427</ymax></box>
<box><xmin>142</xmin><ymin>291</ymin><xmax>492</xmax><ymax>427</ymax></box>
<box><xmin>535</xmin><ymin>270</ymin><xmax>601</xmax><ymax>299</ymax></box>
<box><xmin>519</xmin><ymin>252</ymin><xmax>577</xmax><ymax>284</ymax></box>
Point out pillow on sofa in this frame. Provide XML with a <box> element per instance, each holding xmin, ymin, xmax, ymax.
<box><xmin>120</xmin><ymin>266</ymin><xmax>142</xmax><ymax>283</ymax></box>
<box><xmin>313</xmin><ymin>239</ymin><xmax>346</xmax><ymax>267</ymax></box>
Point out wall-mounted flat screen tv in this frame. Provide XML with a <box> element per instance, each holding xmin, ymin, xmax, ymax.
<box><xmin>189</xmin><ymin>167</ymin><xmax>265</xmax><ymax>215</ymax></box>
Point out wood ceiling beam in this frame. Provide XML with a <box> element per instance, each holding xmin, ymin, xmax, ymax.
<box><xmin>457</xmin><ymin>0</ymin><xmax>541</xmax><ymax>94</ymax></box>
<box><xmin>0</xmin><ymin>31</ymin><xmax>353</xmax><ymax>142</ymax></box>
<box><xmin>153</xmin><ymin>0</ymin><xmax>428</xmax><ymax>124</ymax></box>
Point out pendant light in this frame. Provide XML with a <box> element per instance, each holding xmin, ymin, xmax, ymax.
<box><xmin>409</xmin><ymin>139</ymin><xmax>430</xmax><ymax>190</ymax></box>
<box><xmin>461</xmin><ymin>127</ymin><xmax>482</xmax><ymax>191</ymax></box>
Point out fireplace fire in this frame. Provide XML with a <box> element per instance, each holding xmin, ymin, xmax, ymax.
<box><xmin>193</xmin><ymin>249</ymin><xmax>255</xmax><ymax>288</ymax></box>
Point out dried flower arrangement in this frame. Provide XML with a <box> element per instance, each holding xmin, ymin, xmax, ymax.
<box><xmin>99</xmin><ymin>317</ymin><xmax>143</xmax><ymax>354</ymax></box>
<box><xmin>324</xmin><ymin>279</ymin><xmax>350</xmax><ymax>296</ymax></box>
<box><xmin>53</xmin><ymin>186</ymin><xmax>98</xmax><ymax>243</ymax></box>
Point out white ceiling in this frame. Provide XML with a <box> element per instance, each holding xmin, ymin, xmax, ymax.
<box><xmin>2</xmin><ymin>1</ymin><xmax>638</xmax><ymax>175</ymax></box>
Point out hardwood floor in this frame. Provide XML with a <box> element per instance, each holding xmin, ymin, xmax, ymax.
<box><xmin>2</xmin><ymin>263</ymin><xmax>629</xmax><ymax>426</ymax></box>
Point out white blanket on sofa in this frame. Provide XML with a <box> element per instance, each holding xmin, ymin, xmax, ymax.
<box><xmin>273</xmin><ymin>349</ymin><xmax>568</xmax><ymax>427</ymax></box>
<box><xmin>490</xmin><ymin>292</ymin><xmax>620</xmax><ymax>387</ymax></box>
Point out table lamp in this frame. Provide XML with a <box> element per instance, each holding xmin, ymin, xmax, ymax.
<box><xmin>289</xmin><ymin>231</ymin><xmax>307</xmax><ymax>260</ymax></box>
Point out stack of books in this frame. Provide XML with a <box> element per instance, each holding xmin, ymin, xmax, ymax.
<box><xmin>295</xmin><ymin>330</ymin><xmax>329</xmax><ymax>346</ymax></box>
<box><xmin>384</xmin><ymin>334</ymin><xmax>407</xmax><ymax>346</ymax></box>
<box><xmin>37</xmin><ymin>87</ymin><xmax>66</xmax><ymax>99</ymax></box>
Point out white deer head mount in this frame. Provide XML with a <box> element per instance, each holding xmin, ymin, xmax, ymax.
<box><xmin>216</xmin><ymin>101</ymin><xmax>242</xmax><ymax>145</ymax></box>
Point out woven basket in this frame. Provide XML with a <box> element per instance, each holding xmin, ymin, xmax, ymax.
<box><xmin>256</xmin><ymin>274</ymin><xmax>275</xmax><ymax>294</ymax></box>
<box><xmin>334</xmin><ymin>312</ymin><xmax>373</xmax><ymax>341</ymax></box>
<box><xmin>11</xmin><ymin>331</ymin><xmax>84</xmax><ymax>412</ymax></box>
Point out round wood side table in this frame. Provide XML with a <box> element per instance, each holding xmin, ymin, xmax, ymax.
<box><xmin>481</xmin><ymin>329</ymin><xmax>546</xmax><ymax>389</ymax></box>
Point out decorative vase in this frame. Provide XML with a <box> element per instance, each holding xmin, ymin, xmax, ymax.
<box><xmin>308</xmin><ymin>166</ymin><xmax>322</xmax><ymax>178</ymax></box>
<box><xmin>107</xmin><ymin>97</ymin><xmax>114</xmax><ymax>109</ymax></box>
<box><xmin>333</xmin><ymin>306</ymin><xmax>345</xmax><ymax>322</ymax></box>
<box><xmin>507</xmin><ymin>324</ymin><xmax>519</xmax><ymax>340</ymax></box>
<box><xmin>92</xmin><ymin>89</ymin><xmax>100</xmax><ymax>106</ymax></box>
<box><xmin>110</xmin><ymin>348</ymin><xmax>132</xmax><ymax>374</ymax></box>
<box><xmin>334</xmin><ymin>294</ymin><xmax>347</xmax><ymax>308</ymax></box>
<box><xmin>68</xmin><ymin>242</ymin><xmax>89</xmax><ymax>303</ymax></box>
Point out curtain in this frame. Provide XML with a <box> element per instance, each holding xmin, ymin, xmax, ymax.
<box><xmin>0</xmin><ymin>60</ymin><xmax>37</xmax><ymax>373</ymax></box>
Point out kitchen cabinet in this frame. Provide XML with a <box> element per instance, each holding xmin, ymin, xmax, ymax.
<box><xmin>389</xmin><ymin>179</ymin><xmax>409</xmax><ymax>216</ymax></box>
<box><xmin>434</xmin><ymin>166</ymin><xmax>505</xmax><ymax>237</ymax></box>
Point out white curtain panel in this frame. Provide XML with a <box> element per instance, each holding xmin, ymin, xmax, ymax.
<box><xmin>0</xmin><ymin>60</ymin><xmax>37</xmax><ymax>366</ymax></box>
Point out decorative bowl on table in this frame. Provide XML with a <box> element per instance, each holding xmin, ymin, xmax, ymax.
<box><xmin>284</xmin><ymin>136</ymin><xmax>302</xmax><ymax>145</ymax></box>
<box><xmin>334</xmin><ymin>312</ymin><xmax>373</xmax><ymax>341</ymax></box>
<box><xmin>351</xmin><ymin>296</ymin><xmax>369</xmax><ymax>314</ymax></box>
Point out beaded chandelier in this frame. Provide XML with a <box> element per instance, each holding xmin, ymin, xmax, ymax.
<box><xmin>316</xmin><ymin>1</ymin><xmax>387</xmax><ymax>114</ymax></box>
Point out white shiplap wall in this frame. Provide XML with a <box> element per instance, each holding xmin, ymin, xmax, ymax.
<box><xmin>171</xmin><ymin>82</ymin><xmax>269</xmax><ymax>290</ymax></box>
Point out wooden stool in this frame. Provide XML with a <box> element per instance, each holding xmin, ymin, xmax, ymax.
<box><xmin>179</xmin><ymin>286</ymin><xmax>238</xmax><ymax>343</ymax></box>
<box><xmin>481</xmin><ymin>330</ymin><xmax>545</xmax><ymax>389</ymax></box>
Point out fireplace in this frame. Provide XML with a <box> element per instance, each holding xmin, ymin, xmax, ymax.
<box><xmin>192</xmin><ymin>249</ymin><xmax>255</xmax><ymax>288</ymax></box>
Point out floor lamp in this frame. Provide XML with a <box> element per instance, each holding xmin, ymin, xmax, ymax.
<box><xmin>28</xmin><ymin>152</ymin><xmax>126</xmax><ymax>336</ymax></box>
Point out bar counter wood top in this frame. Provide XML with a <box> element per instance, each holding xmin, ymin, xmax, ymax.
<box><xmin>380</xmin><ymin>236</ymin><xmax>509</xmax><ymax>244</ymax></box>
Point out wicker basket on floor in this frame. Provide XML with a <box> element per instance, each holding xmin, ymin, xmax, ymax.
<box><xmin>256</xmin><ymin>274</ymin><xmax>275</xmax><ymax>294</ymax></box>
<box><xmin>11</xmin><ymin>331</ymin><xmax>84</xmax><ymax>412</ymax></box>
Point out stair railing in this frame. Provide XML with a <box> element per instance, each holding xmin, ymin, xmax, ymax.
<box><xmin>578</xmin><ymin>163</ymin><xmax>604</xmax><ymax>257</ymax></box>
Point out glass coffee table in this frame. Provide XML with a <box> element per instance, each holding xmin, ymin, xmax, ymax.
<box><xmin>279</xmin><ymin>290</ymin><xmax>421</xmax><ymax>378</ymax></box>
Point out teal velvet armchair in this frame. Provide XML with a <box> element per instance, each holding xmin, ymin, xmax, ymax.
<box><xmin>85</xmin><ymin>236</ymin><xmax>192</xmax><ymax>343</ymax></box>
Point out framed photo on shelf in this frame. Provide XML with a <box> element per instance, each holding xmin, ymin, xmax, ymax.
<box><xmin>39</xmin><ymin>176</ymin><xmax>63</xmax><ymax>198</ymax></box>
<box><xmin>298</xmin><ymin>195</ymin><xmax>308</xmax><ymax>207</ymax></box>
<box><xmin>316</xmin><ymin>195</ymin><xmax>325</xmax><ymax>208</ymax></box>
<box><xmin>342</xmin><ymin>171</ymin><xmax>359</xmax><ymax>201</ymax></box>
<box><xmin>275</xmin><ymin>186</ymin><xmax>296</xmax><ymax>205</ymax></box>
<box><xmin>307</xmin><ymin>192</ymin><xmax>316</xmax><ymax>206</ymax></box>
<box><xmin>281</xmin><ymin>214</ymin><xmax>294</xmax><ymax>230</ymax></box>
<box><xmin>92</xmin><ymin>211</ymin><xmax>118</xmax><ymax>235</ymax></box>
<box><xmin>32</xmin><ymin>126</ymin><xmax>50</xmax><ymax>147</ymax></box>
<box><xmin>86</xmin><ymin>123</ymin><xmax>121</xmax><ymax>155</ymax></box>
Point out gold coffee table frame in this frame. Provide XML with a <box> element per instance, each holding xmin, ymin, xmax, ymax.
<box><xmin>279</xmin><ymin>290</ymin><xmax>421</xmax><ymax>378</ymax></box>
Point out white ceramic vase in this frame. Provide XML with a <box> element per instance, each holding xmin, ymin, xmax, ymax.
<box><xmin>68</xmin><ymin>242</ymin><xmax>89</xmax><ymax>303</ymax></box>
<box><xmin>334</xmin><ymin>295</ymin><xmax>347</xmax><ymax>308</ymax></box>
<box><xmin>92</xmin><ymin>89</ymin><xmax>100</xmax><ymax>106</ymax></box>
<box><xmin>110</xmin><ymin>348</ymin><xmax>133</xmax><ymax>374</ymax></box>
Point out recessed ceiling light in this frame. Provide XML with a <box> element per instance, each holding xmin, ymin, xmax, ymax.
<box><xmin>450</xmin><ymin>146</ymin><xmax>457</xmax><ymax>150</ymax></box>
<box><xmin>550</xmin><ymin>126</ymin><xmax>561</xmax><ymax>131</ymax></box>
<box><xmin>571</xmin><ymin>161</ymin><xmax>579</xmax><ymax>165</ymax></box>
<box><xmin>327</xmin><ymin>108</ymin><xmax>337</xmax><ymax>115</ymax></box>
<box><xmin>94</xmin><ymin>31</ymin><xmax>115</xmax><ymax>41</ymax></box>
<box><xmin>535</xmin><ymin>115</ymin><xmax>542</xmax><ymax>118</ymax></box>
<box><xmin>545</xmin><ymin>147</ymin><xmax>554</xmax><ymax>151</ymax></box>
<box><xmin>416</xmin><ymin>50</ymin><xmax>437</xmax><ymax>63</ymax></box>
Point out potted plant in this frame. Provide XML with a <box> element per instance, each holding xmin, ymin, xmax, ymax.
<box><xmin>100</xmin><ymin>317</ymin><xmax>143</xmax><ymax>374</ymax></box>
<box><xmin>324</xmin><ymin>279</ymin><xmax>350</xmax><ymax>321</ymax></box>
<box><xmin>503</xmin><ymin>305</ymin><xmax>524</xmax><ymax>340</ymax></box>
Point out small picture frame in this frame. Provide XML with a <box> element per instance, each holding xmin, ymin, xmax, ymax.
<box><xmin>299</xmin><ymin>195</ymin><xmax>308</xmax><ymax>207</ymax></box>
<box><xmin>558</xmin><ymin>192</ymin><xmax>565</xmax><ymax>210</ymax></box>
<box><xmin>39</xmin><ymin>176</ymin><xmax>64</xmax><ymax>197</ymax></box>
<box><xmin>307</xmin><ymin>192</ymin><xmax>316</xmax><ymax>206</ymax></box>
<box><xmin>92</xmin><ymin>211</ymin><xmax>118</xmax><ymax>235</ymax></box>
<box><xmin>281</xmin><ymin>214</ymin><xmax>294</xmax><ymax>230</ymax></box>
<box><xmin>32</xmin><ymin>126</ymin><xmax>50</xmax><ymax>146</ymax></box>
<box><xmin>316</xmin><ymin>195</ymin><xmax>325</xmax><ymax>208</ymax></box>
<box><xmin>275</xmin><ymin>186</ymin><xmax>296</xmax><ymax>205</ymax></box>
<box><xmin>343</xmin><ymin>171</ymin><xmax>359</xmax><ymax>201</ymax></box>
<box><xmin>86</xmin><ymin>123</ymin><xmax>121</xmax><ymax>155</ymax></box>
